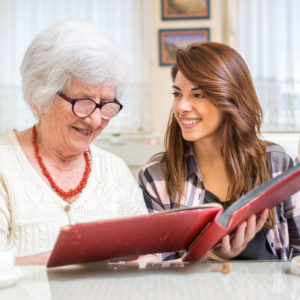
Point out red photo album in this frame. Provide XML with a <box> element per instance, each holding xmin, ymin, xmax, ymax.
<box><xmin>47</xmin><ymin>163</ymin><xmax>300</xmax><ymax>268</ymax></box>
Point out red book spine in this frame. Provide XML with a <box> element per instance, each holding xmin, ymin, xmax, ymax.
<box><xmin>182</xmin><ymin>211</ymin><xmax>227</xmax><ymax>261</ymax></box>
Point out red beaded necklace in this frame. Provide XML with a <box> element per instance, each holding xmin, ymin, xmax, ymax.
<box><xmin>32</xmin><ymin>125</ymin><xmax>91</xmax><ymax>199</ymax></box>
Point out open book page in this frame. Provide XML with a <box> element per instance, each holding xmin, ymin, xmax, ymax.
<box><xmin>218</xmin><ymin>163</ymin><xmax>300</xmax><ymax>227</ymax></box>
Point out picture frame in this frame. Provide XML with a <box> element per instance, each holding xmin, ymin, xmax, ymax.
<box><xmin>162</xmin><ymin>0</ymin><xmax>210</xmax><ymax>20</ymax></box>
<box><xmin>159</xmin><ymin>28</ymin><xmax>210</xmax><ymax>66</ymax></box>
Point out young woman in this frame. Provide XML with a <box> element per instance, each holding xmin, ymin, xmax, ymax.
<box><xmin>139</xmin><ymin>42</ymin><xmax>300</xmax><ymax>261</ymax></box>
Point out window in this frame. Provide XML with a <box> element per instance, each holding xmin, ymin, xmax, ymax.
<box><xmin>0</xmin><ymin>0</ymin><xmax>153</xmax><ymax>135</ymax></box>
<box><xmin>226</xmin><ymin>0</ymin><xmax>300</xmax><ymax>132</ymax></box>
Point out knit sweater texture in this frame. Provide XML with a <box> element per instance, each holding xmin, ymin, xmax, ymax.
<box><xmin>0</xmin><ymin>133</ymin><xmax>148</xmax><ymax>256</ymax></box>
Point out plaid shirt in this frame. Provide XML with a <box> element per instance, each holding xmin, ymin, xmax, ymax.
<box><xmin>138</xmin><ymin>144</ymin><xmax>300</xmax><ymax>260</ymax></box>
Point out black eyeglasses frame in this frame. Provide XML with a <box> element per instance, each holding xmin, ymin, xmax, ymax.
<box><xmin>56</xmin><ymin>91</ymin><xmax>123</xmax><ymax>118</ymax></box>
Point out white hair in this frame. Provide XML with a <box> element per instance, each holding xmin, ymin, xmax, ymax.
<box><xmin>21</xmin><ymin>20</ymin><xmax>129</xmax><ymax>114</ymax></box>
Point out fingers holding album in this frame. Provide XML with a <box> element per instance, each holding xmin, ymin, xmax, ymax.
<box><xmin>255</xmin><ymin>208</ymin><xmax>269</xmax><ymax>233</ymax></box>
<box><xmin>212</xmin><ymin>208</ymin><xmax>269</xmax><ymax>260</ymax></box>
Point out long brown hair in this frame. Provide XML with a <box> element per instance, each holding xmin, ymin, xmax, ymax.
<box><xmin>165</xmin><ymin>42</ymin><xmax>273</xmax><ymax>224</ymax></box>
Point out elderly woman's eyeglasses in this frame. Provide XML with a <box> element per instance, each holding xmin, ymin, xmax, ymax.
<box><xmin>57</xmin><ymin>91</ymin><xmax>123</xmax><ymax>119</ymax></box>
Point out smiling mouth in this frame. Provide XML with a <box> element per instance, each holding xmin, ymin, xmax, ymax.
<box><xmin>72</xmin><ymin>126</ymin><xmax>93</xmax><ymax>135</ymax></box>
<box><xmin>181</xmin><ymin>118</ymin><xmax>202</xmax><ymax>125</ymax></box>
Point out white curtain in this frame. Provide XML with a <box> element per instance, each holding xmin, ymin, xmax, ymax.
<box><xmin>0</xmin><ymin>0</ymin><xmax>153</xmax><ymax>135</ymax></box>
<box><xmin>226</xmin><ymin>0</ymin><xmax>300</xmax><ymax>132</ymax></box>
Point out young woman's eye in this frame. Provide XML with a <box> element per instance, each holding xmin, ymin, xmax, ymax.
<box><xmin>194</xmin><ymin>93</ymin><xmax>204</xmax><ymax>99</ymax></box>
<box><xmin>172</xmin><ymin>92</ymin><xmax>181</xmax><ymax>97</ymax></box>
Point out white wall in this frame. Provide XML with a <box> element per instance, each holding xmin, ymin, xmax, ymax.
<box><xmin>152</xmin><ymin>0</ymin><xmax>223</xmax><ymax>137</ymax></box>
<box><xmin>98</xmin><ymin>1</ymin><xmax>299</xmax><ymax>179</ymax></box>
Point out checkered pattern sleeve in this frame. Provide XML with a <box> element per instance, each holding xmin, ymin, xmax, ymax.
<box><xmin>138</xmin><ymin>154</ymin><xmax>172</xmax><ymax>212</ymax></box>
<box><xmin>266</xmin><ymin>143</ymin><xmax>300</xmax><ymax>259</ymax></box>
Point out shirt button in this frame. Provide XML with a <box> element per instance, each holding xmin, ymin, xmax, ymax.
<box><xmin>64</xmin><ymin>205</ymin><xmax>71</xmax><ymax>212</ymax></box>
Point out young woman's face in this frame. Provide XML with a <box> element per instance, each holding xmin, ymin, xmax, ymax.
<box><xmin>172</xmin><ymin>71</ymin><xmax>225</xmax><ymax>143</ymax></box>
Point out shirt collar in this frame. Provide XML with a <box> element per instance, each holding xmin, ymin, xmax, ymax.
<box><xmin>184</xmin><ymin>146</ymin><xmax>201</xmax><ymax>178</ymax></box>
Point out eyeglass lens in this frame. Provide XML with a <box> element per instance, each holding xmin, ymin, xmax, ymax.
<box><xmin>74</xmin><ymin>99</ymin><xmax>121</xmax><ymax>119</ymax></box>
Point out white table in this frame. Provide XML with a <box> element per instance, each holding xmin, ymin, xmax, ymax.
<box><xmin>0</xmin><ymin>261</ymin><xmax>299</xmax><ymax>300</ymax></box>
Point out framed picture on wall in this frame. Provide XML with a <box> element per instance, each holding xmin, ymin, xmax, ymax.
<box><xmin>159</xmin><ymin>28</ymin><xmax>210</xmax><ymax>66</ymax></box>
<box><xmin>162</xmin><ymin>0</ymin><xmax>210</xmax><ymax>20</ymax></box>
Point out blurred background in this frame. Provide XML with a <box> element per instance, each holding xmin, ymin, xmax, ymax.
<box><xmin>1</xmin><ymin>0</ymin><xmax>299</xmax><ymax>175</ymax></box>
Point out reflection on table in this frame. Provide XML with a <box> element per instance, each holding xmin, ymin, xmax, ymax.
<box><xmin>0</xmin><ymin>261</ymin><xmax>299</xmax><ymax>300</ymax></box>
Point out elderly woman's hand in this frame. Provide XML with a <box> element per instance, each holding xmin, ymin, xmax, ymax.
<box><xmin>212</xmin><ymin>208</ymin><xmax>269</xmax><ymax>260</ymax></box>
<box><xmin>15</xmin><ymin>251</ymin><xmax>52</xmax><ymax>265</ymax></box>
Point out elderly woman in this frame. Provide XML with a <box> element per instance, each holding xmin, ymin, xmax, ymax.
<box><xmin>0</xmin><ymin>21</ymin><xmax>148</xmax><ymax>264</ymax></box>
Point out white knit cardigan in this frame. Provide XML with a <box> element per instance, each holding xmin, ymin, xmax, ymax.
<box><xmin>0</xmin><ymin>133</ymin><xmax>148</xmax><ymax>256</ymax></box>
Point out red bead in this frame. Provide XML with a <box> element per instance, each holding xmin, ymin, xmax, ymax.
<box><xmin>32</xmin><ymin>125</ymin><xmax>91</xmax><ymax>199</ymax></box>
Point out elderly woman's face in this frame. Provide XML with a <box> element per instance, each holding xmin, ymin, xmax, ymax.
<box><xmin>40</xmin><ymin>78</ymin><xmax>115</xmax><ymax>155</ymax></box>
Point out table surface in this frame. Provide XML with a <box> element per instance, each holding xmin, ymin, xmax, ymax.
<box><xmin>0</xmin><ymin>261</ymin><xmax>299</xmax><ymax>300</ymax></box>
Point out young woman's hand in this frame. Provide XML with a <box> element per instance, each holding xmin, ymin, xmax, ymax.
<box><xmin>212</xmin><ymin>208</ymin><xmax>269</xmax><ymax>260</ymax></box>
